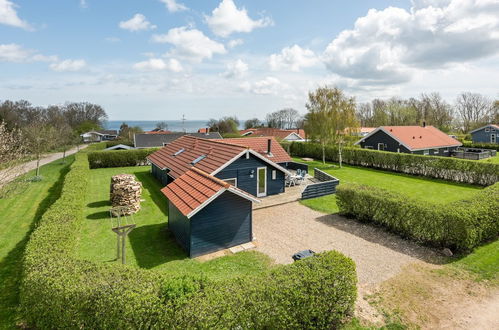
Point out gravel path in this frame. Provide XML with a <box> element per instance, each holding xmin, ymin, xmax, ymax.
<box><xmin>253</xmin><ymin>201</ymin><xmax>443</xmax><ymax>285</ymax></box>
<box><xmin>0</xmin><ymin>145</ymin><xmax>87</xmax><ymax>185</ymax></box>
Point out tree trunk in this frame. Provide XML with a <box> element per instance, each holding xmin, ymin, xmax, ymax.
<box><xmin>322</xmin><ymin>141</ymin><xmax>326</xmax><ymax>164</ymax></box>
<box><xmin>338</xmin><ymin>141</ymin><xmax>343</xmax><ymax>168</ymax></box>
<box><xmin>36</xmin><ymin>154</ymin><xmax>41</xmax><ymax>177</ymax></box>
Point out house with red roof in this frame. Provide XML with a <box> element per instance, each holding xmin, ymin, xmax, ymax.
<box><xmin>356</xmin><ymin>125</ymin><xmax>462</xmax><ymax>156</ymax></box>
<box><xmin>147</xmin><ymin>135</ymin><xmax>297</xmax><ymax>257</ymax></box>
<box><xmin>470</xmin><ymin>124</ymin><xmax>499</xmax><ymax>144</ymax></box>
<box><xmin>240</xmin><ymin>127</ymin><xmax>306</xmax><ymax>142</ymax></box>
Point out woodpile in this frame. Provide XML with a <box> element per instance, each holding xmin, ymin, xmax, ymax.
<box><xmin>110</xmin><ymin>174</ymin><xmax>142</xmax><ymax>216</ymax></box>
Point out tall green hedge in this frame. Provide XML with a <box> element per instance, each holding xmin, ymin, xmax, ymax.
<box><xmin>87</xmin><ymin>148</ymin><xmax>159</xmax><ymax>168</ymax></box>
<box><xmin>287</xmin><ymin>142</ymin><xmax>499</xmax><ymax>186</ymax></box>
<box><xmin>20</xmin><ymin>153</ymin><xmax>357</xmax><ymax>328</ymax></box>
<box><xmin>336</xmin><ymin>183</ymin><xmax>499</xmax><ymax>251</ymax></box>
<box><xmin>105</xmin><ymin>140</ymin><xmax>134</xmax><ymax>148</ymax></box>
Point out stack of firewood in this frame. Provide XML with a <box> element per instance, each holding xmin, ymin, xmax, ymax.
<box><xmin>110</xmin><ymin>174</ymin><xmax>142</xmax><ymax>216</ymax></box>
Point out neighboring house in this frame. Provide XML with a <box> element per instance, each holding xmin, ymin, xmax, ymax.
<box><xmin>148</xmin><ymin>135</ymin><xmax>292</xmax><ymax>257</ymax></box>
<box><xmin>104</xmin><ymin>144</ymin><xmax>134</xmax><ymax>151</ymax></box>
<box><xmin>162</xmin><ymin>167</ymin><xmax>259</xmax><ymax>257</ymax></box>
<box><xmin>197</xmin><ymin>128</ymin><xmax>209</xmax><ymax>133</ymax></box>
<box><xmin>470</xmin><ymin>124</ymin><xmax>499</xmax><ymax>144</ymax></box>
<box><xmin>80</xmin><ymin>130</ymin><xmax>118</xmax><ymax>143</ymax></box>
<box><xmin>356</xmin><ymin>125</ymin><xmax>462</xmax><ymax>156</ymax></box>
<box><xmin>352</xmin><ymin>127</ymin><xmax>376</xmax><ymax>137</ymax></box>
<box><xmin>134</xmin><ymin>132</ymin><xmax>222</xmax><ymax>148</ymax></box>
<box><xmin>240</xmin><ymin>128</ymin><xmax>306</xmax><ymax>142</ymax></box>
<box><xmin>145</xmin><ymin>129</ymin><xmax>172</xmax><ymax>134</ymax></box>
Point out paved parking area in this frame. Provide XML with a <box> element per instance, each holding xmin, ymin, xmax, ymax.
<box><xmin>253</xmin><ymin>201</ymin><xmax>443</xmax><ymax>285</ymax></box>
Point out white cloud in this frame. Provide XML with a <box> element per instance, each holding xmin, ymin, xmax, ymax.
<box><xmin>269</xmin><ymin>45</ymin><xmax>320</xmax><ymax>72</ymax></box>
<box><xmin>0</xmin><ymin>44</ymin><xmax>57</xmax><ymax>62</ymax></box>
<box><xmin>222</xmin><ymin>59</ymin><xmax>248</xmax><ymax>78</ymax></box>
<box><xmin>205</xmin><ymin>0</ymin><xmax>273</xmax><ymax>37</ymax></box>
<box><xmin>152</xmin><ymin>27</ymin><xmax>226</xmax><ymax>62</ymax></box>
<box><xmin>159</xmin><ymin>0</ymin><xmax>188</xmax><ymax>13</ymax></box>
<box><xmin>0</xmin><ymin>0</ymin><xmax>32</xmax><ymax>30</ymax></box>
<box><xmin>119</xmin><ymin>13</ymin><xmax>156</xmax><ymax>32</ymax></box>
<box><xmin>79</xmin><ymin>0</ymin><xmax>87</xmax><ymax>9</ymax></box>
<box><xmin>227</xmin><ymin>38</ymin><xmax>243</xmax><ymax>48</ymax></box>
<box><xmin>240</xmin><ymin>76</ymin><xmax>285</xmax><ymax>95</ymax></box>
<box><xmin>323</xmin><ymin>0</ymin><xmax>499</xmax><ymax>86</ymax></box>
<box><xmin>133</xmin><ymin>58</ymin><xmax>183</xmax><ymax>72</ymax></box>
<box><xmin>49</xmin><ymin>59</ymin><xmax>86</xmax><ymax>72</ymax></box>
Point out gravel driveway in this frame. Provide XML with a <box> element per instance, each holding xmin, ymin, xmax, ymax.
<box><xmin>253</xmin><ymin>201</ymin><xmax>443</xmax><ymax>285</ymax></box>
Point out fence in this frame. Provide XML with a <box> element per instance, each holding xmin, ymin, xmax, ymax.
<box><xmin>451</xmin><ymin>148</ymin><xmax>497</xmax><ymax>160</ymax></box>
<box><xmin>301</xmin><ymin>168</ymin><xmax>339</xmax><ymax>200</ymax></box>
<box><xmin>280</xmin><ymin>161</ymin><xmax>309</xmax><ymax>174</ymax></box>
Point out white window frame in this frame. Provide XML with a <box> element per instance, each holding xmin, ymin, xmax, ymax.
<box><xmin>377</xmin><ymin>143</ymin><xmax>384</xmax><ymax>151</ymax></box>
<box><xmin>485</xmin><ymin>127</ymin><xmax>490</xmax><ymax>132</ymax></box>
<box><xmin>444</xmin><ymin>148</ymin><xmax>449</xmax><ymax>153</ymax></box>
<box><xmin>223</xmin><ymin>178</ymin><xmax>237</xmax><ymax>187</ymax></box>
<box><xmin>491</xmin><ymin>134</ymin><xmax>496</xmax><ymax>143</ymax></box>
<box><xmin>256</xmin><ymin>167</ymin><xmax>267</xmax><ymax>197</ymax></box>
<box><xmin>433</xmin><ymin>149</ymin><xmax>439</xmax><ymax>154</ymax></box>
<box><xmin>272</xmin><ymin>170</ymin><xmax>276</xmax><ymax>180</ymax></box>
<box><xmin>423</xmin><ymin>150</ymin><xmax>429</xmax><ymax>155</ymax></box>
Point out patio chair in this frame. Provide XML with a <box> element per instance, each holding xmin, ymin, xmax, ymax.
<box><xmin>285</xmin><ymin>175</ymin><xmax>295</xmax><ymax>187</ymax></box>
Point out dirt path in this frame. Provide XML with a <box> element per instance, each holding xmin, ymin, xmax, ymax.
<box><xmin>0</xmin><ymin>145</ymin><xmax>87</xmax><ymax>184</ymax></box>
<box><xmin>253</xmin><ymin>201</ymin><xmax>443</xmax><ymax>285</ymax></box>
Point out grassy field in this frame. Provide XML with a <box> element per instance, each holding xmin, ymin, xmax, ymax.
<box><xmin>297</xmin><ymin>158</ymin><xmax>482</xmax><ymax>214</ymax></box>
<box><xmin>451</xmin><ymin>240</ymin><xmax>499</xmax><ymax>283</ymax></box>
<box><xmin>77</xmin><ymin>166</ymin><xmax>273</xmax><ymax>280</ymax></box>
<box><xmin>479</xmin><ymin>154</ymin><xmax>499</xmax><ymax>164</ymax></box>
<box><xmin>0</xmin><ymin>156</ymin><xmax>74</xmax><ymax>329</ymax></box>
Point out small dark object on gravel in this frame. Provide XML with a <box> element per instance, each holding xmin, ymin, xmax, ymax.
<box><xmin>292</xmin><ymin>249</ymin><xmax>315</xmax><ymax>261</ymax></box>
<box><xmin>442</xmin><ymin>248</ymin><xmax>453</xmax><ymax>257</ymax></box>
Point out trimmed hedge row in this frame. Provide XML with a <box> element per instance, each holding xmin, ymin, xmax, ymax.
<box><xmin>462</xmin><ymin>142</ymin><xmax>499</xmax><ymax>151</ymax></box>
<box><xmin>105</xmin><ymin>140</ymin><xmax>134</xmax><ymax>148</ymax></box>
<box><xmin>287</xmin><ymin>142</ymin><xmax>499</xmax><ymax>186</ymax></box>
<box><xmin>87</xmin><ymin>148</ymin><xmax>159</xmax><ymax>168</ymax></box>
<box><xmin>336</xmin><ymin>183</ymin><xmax>499</xmax><ymax>251</ymax></box>
<box><xmin>20</xmin><ymin>153</ymin><xmax>357</xmax><ymax>328</ymax></box>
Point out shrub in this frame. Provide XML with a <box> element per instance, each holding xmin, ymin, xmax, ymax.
<box><xmin>287</xmin><ymin>142</ymin><xmax>499</xmax><ymax>186</ymax></box>
<box><xmin>21</xmin><ymin>153</ymin><xmax>357</xmax><ymax>328</ymax></box>
<box><xmin>105</xmin><ymin>140</ymin><xmax>134</xmax><ymax>148</ymax></box>
<box><xmin>87</xmin><ymin>148</ymin><xmax>159</xmax><ymax>168</ymax></box>
<box><xmin>336</xmin><ymin>183</ymin><xmax>499</xmax><ymax>251</ymax></box>
<box><xmin>462</xmin><ymin>142</ymin><xmax>499</xmax><ymax>152</ymax></box>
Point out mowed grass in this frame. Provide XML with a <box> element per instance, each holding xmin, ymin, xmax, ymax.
<box><xmin>77</xmin><ymin>166</ymin><xmax>272</xmax><ymax>280</ymax></box>
<box><xmin>451</xmin><ymin>240</ymin><xmax>499</xmax><ymax>283</ymax></box>
<box><xmin>0</xmin><ymin>156</ymin><xmax>74</xmax><ymax>329</ymax></box>
<box><xmin>478</xmin><ymin>154</ymin><xmax>499</xmax><ymax>164</ymax></box>
<box><xmin>297</xmin><ymin>157</ymin><xmax>482</xmax><ymax>214</ymax></box>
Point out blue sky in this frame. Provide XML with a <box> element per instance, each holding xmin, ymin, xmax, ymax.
<box><xmin>1</xmin><ymin>0</ymin><xmax>498</xmax><ymax>120</ymax></box>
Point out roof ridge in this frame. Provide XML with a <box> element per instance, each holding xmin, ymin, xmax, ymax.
<box><xmin>189</xmin><ymin>167</ymin><xmax>230</xmax><ymax>188</ymax></box>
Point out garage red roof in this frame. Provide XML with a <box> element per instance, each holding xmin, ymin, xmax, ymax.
<box><xmin>374</xmin><ymin>126</ymin><xmax>462</xmax><ymax>150</ymax></box>
<box><xmin>161</xmin><ymin>167</ymin><xmax>259</xmax><ymax>218</ymax></box>
<box><xmin>220</xmin><ymin>137</ymin><xmax>292</xmax><ymax>163</ymax></box>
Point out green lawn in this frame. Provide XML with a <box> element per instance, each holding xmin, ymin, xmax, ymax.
<box><xmin>478</xmin><ymin>154</ymin><xmax>499</xmax><ymax>164</ymax></box>
<box><xmin>77</xmin><ymin>166</ymin><xmax>272</xmax><ymax>280</ymax></box>
<box><xmin>451</xmin><ymin>240</ymin><xmax>499</xmax><ymax>283</ymax></box>
<box><xmin>0</xmin><ymin>156</ymin><xmax>74</xmax><ymax>329</ymax></box>
<box><xmin>297</xmin><ymin>158</ymin><xmax>482</xmax><ymax>214</ymax></box>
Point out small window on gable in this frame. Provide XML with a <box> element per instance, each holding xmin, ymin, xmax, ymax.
<box><xmin>272</xmin><ymin>170</ymin><xmax>276</xmax><ymax>180</ymax></box>
<box><xmin>191</xmin><ymin>155</ymin><xmax>206</xmax><ymax>165</ymax></box>
<box><xmin>492</xmin><ymin>128</ymin><xmax>496</xmax><ymax>132</ymax></box>
<box><xmin>246</xmin><ymin>150</ymin><xmax>250</xmax><ymax>159</ymax></box>
<box><xmin>173</xmin><ymin>148</ymin><xmax>184</xmax><ymax>156</ymax></box>
<box><xmin>485</xmin><ymin>127</ymin><xmax>490</xmax><ymax>132</ymax></box>
<box><xmin>224</xmin><ymin>178</ymin><xmax>237</xmax><ymax>187</ymax></box>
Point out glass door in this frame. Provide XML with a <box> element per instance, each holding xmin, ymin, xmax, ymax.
<box><xmin>257</xmin><ymin>167</ymin><xmax>267</xmax><ymax>197</ymax></box>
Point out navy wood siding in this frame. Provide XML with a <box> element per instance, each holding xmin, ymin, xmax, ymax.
<box><xmin>151</xmin><ymin>163</ymin><xmax>172</xmax><ymax>186</ymax></box>
<box><xmin>360</xmin><ymin>130</ymin><xmax>411</xmax><ymax>153</ymax></box>
<box><xmin>168</xmin><ymin>200</ymin><xmax>191</xmax><ymax>254</ymax></box>
<box><xmin>471</xmin><ymin>127</ymin><xmax>498</xmax><ymax>144</ymax></box>
<box><xmin>215</xmin><ymin>154</ymin><xmax>285</xmax><ymax>196</ymax></box>
<box><xmin>190</xmin><ymin>191</ymin><xmax>252</xmax><ymax>257</ymax></box>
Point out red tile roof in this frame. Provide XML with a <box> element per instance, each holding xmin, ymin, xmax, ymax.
<box><xmin>378</xmin><ymin>126</ymin><xmax>462</xmax><ymax>150</ymax></box>
<box><xmin>148</xmin><ymin>135</ymin><xmax>246</xmax><ymax>179</ymax></box>
<box><xmin>161</xmin><ymin>167</ymin><xmax>259</xmax><ymax>218</ymax></box>
<box><xmin>240</xmin><ymin>128</ymin><xmax>306</xmax><ymax>140</ymax></box>
<box><xmin>220</xmin><ymin>136</ymin><xmax>292</xmax><ymax>163</ymax></box>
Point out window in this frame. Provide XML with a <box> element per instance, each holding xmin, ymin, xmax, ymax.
<box><xmin>492</xmin><ymin>128</ymin><xmax>496</xmax><ymax>132</ymax></box>
<box><xmin>444</xmin><ymin>148</ymin><xmax>449</xmax><ymax>153</ymax></box>
<box><xmin>397</xmin><ymin>148</ymin><xmax>400</xmax><ymax>153</ymax></box>
<box><xmin>173</xmin><ymin>148</ymin><xmax>184</xmax><ymax>156</ymax></box>
<box><xmin>191</xmin><ymin>155</ymin><xmax>206</xmax><ymax>165</ymax></box>
<box><xmin>433</xmin><ymin>149</ymin><xmax>439</xmax><ymax>154</ymax></box>
<box><xmin>245</xmin><ymin>151</ymin><xmax>250</xmax><ymax>159</ymax></box>
<box><xmin>272</xmin><ymin>170</ymin><xmax>276</xmax><ymax>180</ymax></box>
<box><xmin>423</xmin><ymin>150</ymin><xmax>429</xmax><ymax>155</ymax></box>
<box><xmin>485</xmin><ymin>127</ymin><xmax>490</xmax><ymax>132</ymax></box>
<box><xmin>223</xmin><ymin>178</ymin><xmax>237</xmax><ymax>187</ymax></box>
<box><xmin>162</xmin><ymin>143</ymin><xmax>168</xmax><ymax>146</ymax></box>
<box><xmin>377</xmin><ymin>143</ymin><xmax>385</xmax><ymax>151</ymax></box>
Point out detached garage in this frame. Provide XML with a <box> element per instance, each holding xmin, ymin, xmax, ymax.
<box><xmin>161</xmin><ymin>167</ymin><xmax>260</xmax><ymax>258</ymax></box>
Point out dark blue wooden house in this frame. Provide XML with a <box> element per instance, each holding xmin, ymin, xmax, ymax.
<box><xmin>470</xmin><ymin>124</ymin><xmax>498</xmax><ymax>144</ymax></box>
<box><xmin>148</xmin><ymin>135</ymin><xmax>294</xmax><ymax>257</ymax></box>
